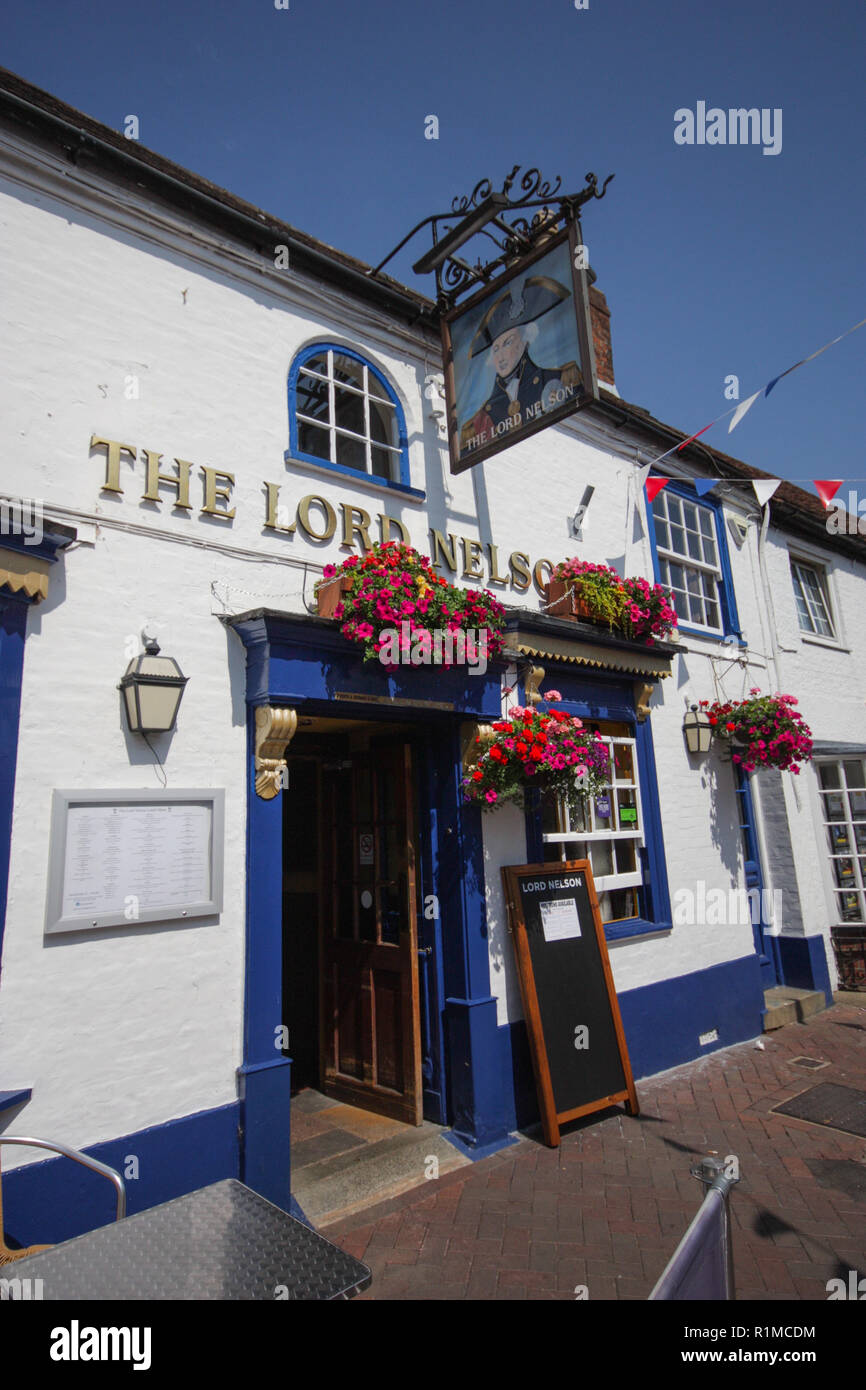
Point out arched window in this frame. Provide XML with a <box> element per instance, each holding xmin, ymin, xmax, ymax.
<box><xmin>288</xmin><ymin>344</ymin><xmax>409</xmax><ymax>488</ymax></box>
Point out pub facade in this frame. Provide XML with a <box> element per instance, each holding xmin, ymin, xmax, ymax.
<box><xmin>0</xmin><ymin>68</ymin><xmax>859</xmax><ymax>1242</ymax></box>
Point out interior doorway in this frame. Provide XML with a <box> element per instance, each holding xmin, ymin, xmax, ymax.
<box><xmin>282</xmin><ymin>718</ymin><xmax>425</xmax><ymax>1125</ymax></box>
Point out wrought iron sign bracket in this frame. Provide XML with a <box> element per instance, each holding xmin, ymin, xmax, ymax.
<box><xmin>368</xmin><ymin>166</ymin><xmax>614</xmax><ymax>313</ymax></box>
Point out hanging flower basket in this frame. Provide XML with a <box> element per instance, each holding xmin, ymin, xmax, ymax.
<box><xmin>316</xmin><ymin>571</ymin><xmax>355</xmax><ymax>619</ymax></box>
<box><xmin>546</xmin><ymin>559</ymin><xmax>677</xmax><ymax>644</ymax></box>
<box><xmin>704</xmin><ymin>689</ymin><xmax>813</xmax><ymax>774</ymax></box>
<box><xmin>314</xmin><ymin>542</ymin><xmax>507</xmax><ymax>668</ymax></box>
<box><xmin>462</xmin><ymin>699</ymin><xmax>610</xmax><ymax>815</ymax></box>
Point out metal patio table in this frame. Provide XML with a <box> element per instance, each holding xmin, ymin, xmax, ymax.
<box><xmin>7</xmin><ymin>1179</ymin><xmax>371</xmax><ymax>1300</ymax></box>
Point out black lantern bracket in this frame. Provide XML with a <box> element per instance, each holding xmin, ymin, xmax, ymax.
<box><xmin>368</xmin><ymin>166</ymin><xmax>614</xmax><ymax>313</ymax></box>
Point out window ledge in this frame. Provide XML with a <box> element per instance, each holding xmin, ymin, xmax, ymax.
<box><xmin>284</xmin><ymin>451</ymin><xmax>426</xmax><ymax>501</ymax></box>
<box><xmin>800</xmin><ymin>633</ymin><xmax>849</xmax><ymax>653</ymax></box>
<box><xmin>604</xmin><ymin>917</ymin><xmax>672</xmax><ymax>943</ymax></box>
<box><xmin>675</xmin><ymin>625</ymin><xmax>747</xmax><ymax>651</ymax></box>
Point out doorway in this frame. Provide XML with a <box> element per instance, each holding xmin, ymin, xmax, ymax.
<box><xmin>282</xmin><ymin>720</ymin><xmax>425</xmax><ymax>1125</ymax></box>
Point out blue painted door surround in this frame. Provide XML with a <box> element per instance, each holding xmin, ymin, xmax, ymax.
<box><xmin>230</xmin><ymin>611</ymin><xmax>513</xmax><ymax>1196</ymax></box>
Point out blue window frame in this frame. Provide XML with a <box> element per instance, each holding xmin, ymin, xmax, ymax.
<box><xmin>287</xmin><ymin>343</ymin><xmax>421</xmax><ymax>497</ymax></box>
<box><xmin>523</xmin><ymin>673</ymin><xmax>672</xmax><ymax>942</ymax></box>
<box><xmin>646</xmin><ymin>481</ymin><xmax>742</xmax><ymax>640</ymax></box>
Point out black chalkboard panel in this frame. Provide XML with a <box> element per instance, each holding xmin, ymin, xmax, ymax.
<box><xmin>502</xmin><ymin>860</ymin><xmax>638</xmax><ymax>1146</ymax></box>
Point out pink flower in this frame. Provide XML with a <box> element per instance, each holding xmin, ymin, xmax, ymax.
<box><xmin>545</xmin><ymin>690</ymin><xmax>562</xmax><ymax>702</ymax></box>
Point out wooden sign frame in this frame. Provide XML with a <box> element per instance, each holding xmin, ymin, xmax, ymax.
<box><xmin>502</xmin><ymin>859</ymin><xmax>638</xmax><ymax>1146</ymax></box>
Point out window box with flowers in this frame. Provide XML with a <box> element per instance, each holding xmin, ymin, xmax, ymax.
<box><xmin>703</xmin><ymin>688</ymin><xmax>813</xmax><ymax>774</ymax></box>
<box><xmin>462</xmin><ymin>693</ymin><xmax>611</xmax><ymax>814</ymax></box>
<box><xmin>314</xmin><ymin>541</ymin><xmax>507</xmax><ymax>668</ymax></box>
<box><xmin>545</xmin><ymin>559</ymin><xmax>677</xmax><ymax>644</ymax></box>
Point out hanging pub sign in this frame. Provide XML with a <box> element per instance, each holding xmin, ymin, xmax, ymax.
<box><xmin>501</xmin><ymin>859</ymin><xmax>638</xmax><ymax>1147</ymax></box>
<box><xmin>442</xmin><ymin>222</ymin><xmax>599</xmax><ymax>475</ymax></box>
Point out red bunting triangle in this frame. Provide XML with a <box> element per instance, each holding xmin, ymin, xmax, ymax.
<box><xmin>645</xmin><ymin>478</ymin><xmax>669</xmax><ymax>502</ymax></box>
<box><xmin>813</xmin><ymin>479</ymin><xmax>843</xmax><ymax>508</ymax></box>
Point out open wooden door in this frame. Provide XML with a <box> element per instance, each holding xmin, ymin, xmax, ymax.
<box><xmin>320</xmin><ymin>739</ymin><xmax>423</xmax><ymax>1123</ymax></box>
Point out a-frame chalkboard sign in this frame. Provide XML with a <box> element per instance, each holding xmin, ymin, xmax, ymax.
<box><xmin>502</xmin><ymin>860</ymin><xmax>639</xmax><ymax>1146</ymax></box>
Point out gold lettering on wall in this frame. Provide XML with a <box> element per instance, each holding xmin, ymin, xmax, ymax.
<box><xmin>487</xmin><ymin>543</ymin><xmax>508</xmax><ymax>586</ymax></box>
<box><xmin>85</xmin><ymin>437</ymin><xmax>555</xmax><ymax>592</ymax></box>
<box><xmin>509</xmin><ymin>551</ymin><xmax>532</xmax><ymax>591</ymax></box>
<box><xmin>200</xmin><ymin>467</ymin><xmax>236</xmax><ymax>521</ymax></box>
<box><xmin>461</xmin><ymin>537</ymin><xmax>485</xmax><ymax>580</ymax></box>
<box><xmin>142</xmin><ymin>452</ymin><xmax>192</xmax><ymax>510</ymax></box>
<box><xmin>297</xmin><ymin>494</ymin><xmax>337</xmax><ymax>542</ymax></box>
<box><xmin>378</xmin><ymin>513</ymin><xmax>410</xmax><ymax>545</ymax></box>
<box><xmin>263</xmin><ymin>481</ymin><xmax>296</xmax><ymax>533</ymax></box>
<box><xmin>340</xmin><ymin>503</ymin><xmax>373</xmax><ymax>552</ymax></box>
<box><xmin>533</xmin><ymin>559</ymin><xmax>554</xmax><ymax>595</ymax></box>
<box><xmin>430</xmin><ymin>529</ymin><xmax>457</xmax><ymax>572</ymax></box>
<box><xmin>91</xmin><ymin>435</ymin><xmax>136</xmax><ymax>493</ymax></box>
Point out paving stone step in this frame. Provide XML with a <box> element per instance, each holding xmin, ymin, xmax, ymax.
<box><xmin>763</xmin><ymin>985</ymin><xmax>827</xmax><ymax>1031</ymax></box>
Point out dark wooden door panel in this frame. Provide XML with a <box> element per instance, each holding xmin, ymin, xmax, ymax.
<box><xmin>320</xmin><ymin>740</ymin><xmax>422</xmax><ymax>1124</ymax></box>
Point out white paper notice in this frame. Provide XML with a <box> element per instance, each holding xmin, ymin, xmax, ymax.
<box><xmin>60</xmin><ymin>803</ymin><xmax>212</xmax><ymax>920</ymax></box>
<box><xmin>538</xmin><ymin>897</ymin><xmax>582</xmax><ymax>943</ymax></box>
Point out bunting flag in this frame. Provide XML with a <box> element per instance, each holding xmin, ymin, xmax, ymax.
<box><xmin>637</xmin><ymin>472</ymin><xmax>853</xmax><ymax>511</ymax></box>
<box><xmin>752</xmin><ymin>479</ymin><xmax>781</xmax><ymax>506</ymax></box>
<box><xmin>728</xmin><ymin>390</ymin><xmax>761</xmax><ymax>432</ymax></box>
<box><xmin>641</xmin><ymin>314</ymin><xmax>866</xmax><ymax>469</ymax></box>
<box><xmin>814</xmin><ymin>479</ymin><xmax>843</xmax><ymax>508</ymax></box>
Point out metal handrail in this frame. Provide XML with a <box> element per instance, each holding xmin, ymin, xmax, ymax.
<box><xmin>649</xmin><ymin>1157</ymin><xmax>739</xmax><ymax>1301</ymax></box>
<box><xmin>1</xmin><ymin>1137</ymin><xmax>126</xmax><ymax>1222</ymax></box>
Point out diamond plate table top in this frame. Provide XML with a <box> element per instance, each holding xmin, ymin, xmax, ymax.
<box><xmin>7</xmin><ymin>1179</ymin><xmax>371</xmax><ymax>1300</ymax></box>
<box><xmin>772</xmin><ymin>1082</ymin><xmax>866</xmax><ymax>1138</ymax></box>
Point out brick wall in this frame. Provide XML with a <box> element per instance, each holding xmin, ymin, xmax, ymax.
<box><xmin>589</xmin><ymin>285</ymin><xmax>614</xmax><ymax>387</ymax></box>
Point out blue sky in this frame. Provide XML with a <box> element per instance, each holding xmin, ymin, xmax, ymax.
<box><xmin>4</xmin><ymin>0</ymin><xmax>865</xmax><ymax>498</ymax></box>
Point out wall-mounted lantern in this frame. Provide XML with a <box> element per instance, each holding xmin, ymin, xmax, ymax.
<box><xmin>683</xmin><ymin>704</ymin><xmax>712</xmax><ymax>756</ymax></box>
<box><xmin>119</xmin><ymin>639</ymin><xmax>188</xmax><ymax>734</ymax></box>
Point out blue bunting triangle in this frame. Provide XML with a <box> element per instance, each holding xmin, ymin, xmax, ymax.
<box><xmin>694</xmin><ymin>479</ymin><xmax>718</xmax><ymax>497</ymax></box>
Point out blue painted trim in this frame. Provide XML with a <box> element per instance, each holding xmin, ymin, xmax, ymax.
<box><xmin>282</xmin><ymin>449</ymin><xmax>425</xmax><ymax>501</ymax></box>
<box><xmin>0</xmin><ymin>595</ymin><xmax>27</xmax><ymax>982</ymax></box>
<box><xmin>778</xmin><ymin>934</ymin><xmax>833</xmax><ymax>1004</ymax></box>
<box><xmin>1</xmin><ymin>1103</ymin><xmax>239</xmax><ymax>1249</ymax></box>
<box><xmin>288</xmin><ymin>341</ymin><xmax>413</xmax><ymax>491</ymax></box>
<box><xmin>241</xmin><ymin>708</ymin><xmax>293</xmax><ymax>1212</ymax></box>
<box><xmin>231</xmin><ymin>613</ymin><xmax>502</xmax><ymax>721</ymax></box>
<box><xmin>0</xmin><ymin>519</ymin><xmax>75</xmax><ymax>567</ymax></box>
<box><xmin>442</xmin><ymin>1129</ymin><xmax>520</xmax><ymax>1161</ymax></box>
<box><xmin>605</xmin><ymin>917</ymin><xmax>671</xmax><ymax>942</ymax></box>
<box><xmin>645</xmin><ymin>478</ymin><xmax>742</xmax><ymax>640</ymax></box>
<box><xmin>495</xmin><ymin>954</ymin><xmax>764</xmax><ymax>1132</ymax></box>
<box><xmin>0</xmin><ymin>1087</ymin><xmax>32</xmax><ymax>1113</ymax></box>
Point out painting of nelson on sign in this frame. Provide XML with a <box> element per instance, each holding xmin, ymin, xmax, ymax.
<box><xmin>449</xmin><ymin>236</ymin><xmax>585</xmax><ymax>468</ymax></box>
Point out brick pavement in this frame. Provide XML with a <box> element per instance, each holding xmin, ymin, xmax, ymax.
<box><xmin>327</xmin><ymin>999</ymin><xmax>866</xmax><ymax>1300</ymax></box>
